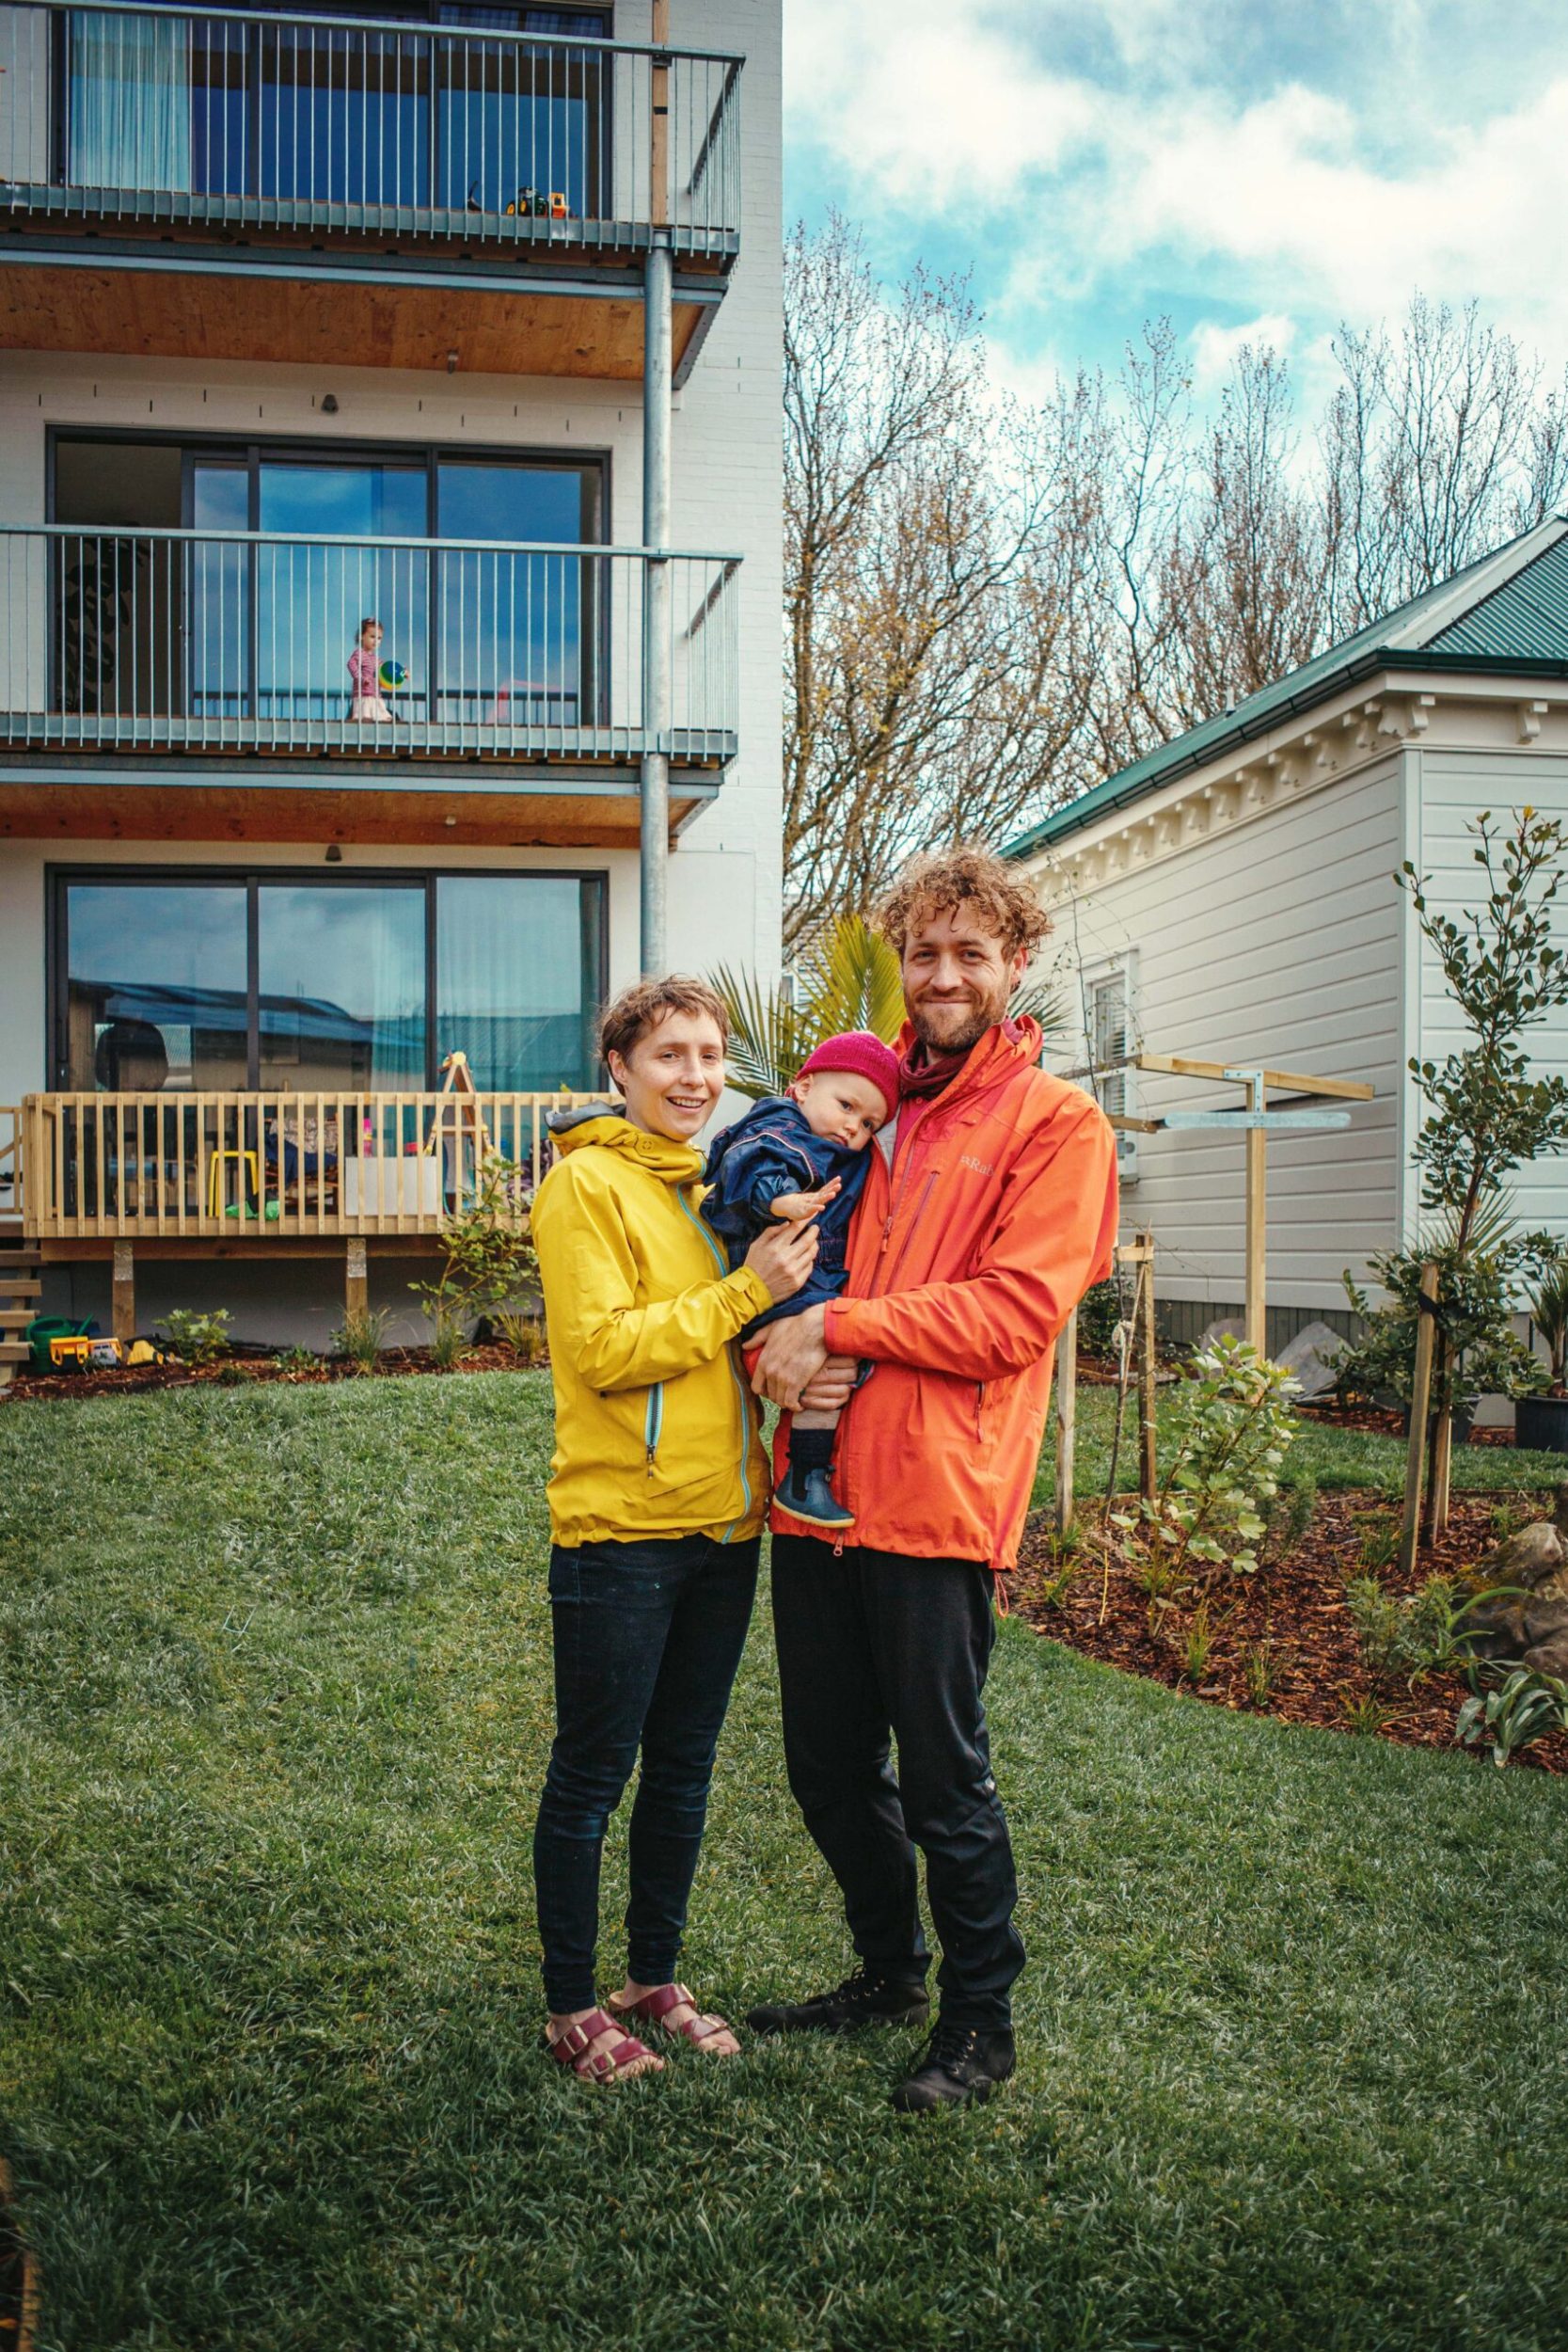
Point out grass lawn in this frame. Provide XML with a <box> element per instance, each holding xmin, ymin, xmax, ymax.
<box><xmin>5</xmin><ymin>1374</ymin><xmax>1568</xmax><ymax>2352</ymax></box>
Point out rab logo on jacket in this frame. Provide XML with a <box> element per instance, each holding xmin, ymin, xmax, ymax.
<box><xmin>958</xmin><ymin>1154</ymin><xmax>994</xmax><ymax>1176</ymax></box>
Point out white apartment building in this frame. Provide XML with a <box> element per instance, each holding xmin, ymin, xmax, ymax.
<box><xmin>0</xmin><ymin>0</ymin><xmax>782</xmax><ymax>1347</ymax></box>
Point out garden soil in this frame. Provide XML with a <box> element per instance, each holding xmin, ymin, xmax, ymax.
<box><xmin>1010</xmin><ymin>1487</ymin><xmax>1568</xmax><ymax>1772</ymax></box>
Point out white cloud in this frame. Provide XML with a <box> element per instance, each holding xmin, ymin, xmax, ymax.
<box><xmin>1066</xmin><ymin>75</ymin><xmax>1568</xmax><ymax>363</ymax></box>
<box><xmin>787</xmin><ymin>4</ymin><xmax>1568</xmax><ymax>377</ymax></box>
<box><xmin>784</xmin><ymin>0</ymin><xmax>1098</xmax><ymax>209</ymax></box>
<box><xmin>1188</xmin><ymin>312</ymin><xmax>1299</xmax><ymax>394</ymax></box>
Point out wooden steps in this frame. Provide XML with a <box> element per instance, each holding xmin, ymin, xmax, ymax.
<box><xmin>0</xmin><ymin>1248</ymin><xmax>42</xmax><ymax>1385</ymax></box>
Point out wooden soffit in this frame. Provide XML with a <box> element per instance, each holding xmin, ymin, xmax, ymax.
<box><xmin>0</xmin><ymin>778</ymin><xmax>708</xmax><ymax>850</ymax></box>
<box><xmin>0</xmin><ymin>261</ymin><xmax>708</xmax><ymax>379</ymax></box>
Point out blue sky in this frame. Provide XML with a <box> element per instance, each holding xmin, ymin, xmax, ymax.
<box><xmin>784</xmin><ymin>1</ymin><xmax>1568</xmax><ymax>408</ymax></box>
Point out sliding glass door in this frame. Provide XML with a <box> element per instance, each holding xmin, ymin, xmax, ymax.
<box><xmin>255</xmin><ymin>459</ymin><xmax>428</xmax><ymax>725</ymax></box>
<box><xmin>68</xmin><ymin>2</ymin><xmax>612</xmax><ymax>215</ymax></box>
<box><xmin>53</xmin><ymin>437</ymin><xmax>603</xmax><ymax>731</ymax></box>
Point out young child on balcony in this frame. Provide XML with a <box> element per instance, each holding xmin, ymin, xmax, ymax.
<box><xmin>348</xmin><ymin>617</ymin><xmax>393</xmax><ymax>722</ymax></box>
<box><xmin>702</xmin><ymin>1032</ymin><xmax>899</xmax><ymax>1528</ymax></box>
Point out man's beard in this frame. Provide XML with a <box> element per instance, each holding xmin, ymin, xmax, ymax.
<box><xmin>908</xmin><ymin>984</ymin><xmax>1011</xmax><ymax>1057</ymax></box>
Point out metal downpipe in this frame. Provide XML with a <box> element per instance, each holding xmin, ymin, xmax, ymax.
<box><xmin>640</xmin><ymin>234</ymin><xmax>673</xmax><ymax>974</ymax></box>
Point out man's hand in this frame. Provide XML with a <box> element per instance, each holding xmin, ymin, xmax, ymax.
<box><xmin>769</xmin><ymin>1177</ymin><xmax>842</xmax><ymax>1223</ymax></box>
<box><xmin>798</xmin><ymin>1353</ymin><xmax>858</xmax><ymax>1412</ymax></box>
<box><xmin>751</xmin><ymin>1303</ymin><xmax>830</xmax><ymax>1409</ymax></box>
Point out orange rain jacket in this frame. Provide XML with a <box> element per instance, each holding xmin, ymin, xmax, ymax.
<box><xmin>769</xmin><ymin>1018</ymin><xmax>1118</xmax><ymax>1571</ymax></box>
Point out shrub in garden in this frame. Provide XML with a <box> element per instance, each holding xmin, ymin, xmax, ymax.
<box><xmin>1338</xmin><ymin>1202</ymin><xmax>1550</xmax><ymax>1417</ymax></box>
<box><xmin>1111</xmin><ymin>1335</ymin><xmax>1298</xmax><ymax>1581</ymax></box>
<box><xmin>1347</xmin><ymin>1573</ymin><xmax>1475</xmax><ymax>1686</ymax></box>
<box><xmin>1528</xmin><ymin>1247</ymin><xmax>1568</xmax><ymax>1395</ymax></box>
<box><xmin>492</xmin><ymin>1308</ymin><xmax>548</xmax><ymax>1367</ymax></box>
<box><xmin>1457</xmin><ymin>1665</ymin><xmax>1568</xmax><ymax>1766</ymax></box>
<box><xmin>160</xmin><ymin>1309</ymin><xmax>231</xmax><ymax>1365</ymax></box>
<box><xmin>409</xmin><ymin>1152</ymin><xmax>537</xmax><ymax>1366</ymax></box>
<box><xmin>330</xmin><ymin>1307</ymin><xmax>391</xmax><ymax>1374</ymax></box>
<box><xmin>1075</xmin><ymin>1278</ymin><xmax>1125</xmax><ymax>1358</ymax></box>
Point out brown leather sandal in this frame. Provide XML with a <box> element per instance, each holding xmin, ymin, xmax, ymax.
<box><xmin>546</xmin><ymin>2008</ymin><xmax>661</xmax><ymax>2085</ymax></box>
<box><xmin>609</xmin><ymin>1981</ymin><xmax>738</xmax><ymax>2053</ymax></box>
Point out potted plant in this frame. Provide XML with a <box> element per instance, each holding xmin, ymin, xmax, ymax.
<box><xmin>1518</xmin><ymin>1251</ymin><xmax>1568</xmax><ymax>1454</ymax></box>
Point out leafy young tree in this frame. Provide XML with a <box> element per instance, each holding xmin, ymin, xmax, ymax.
<box><xmin>1396</xmin><ymin>808</ymin><xmax>1568</xmax><ymax>1527</ymax></box>
<box><xmin>1400</xmin><ymin>809</ymin><xmax>1568</xmax><ymax>1250</ymax></box>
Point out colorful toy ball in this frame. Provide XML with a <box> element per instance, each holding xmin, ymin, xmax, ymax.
<box><xmin>378</xmin><ymin>660</ymin><xmax>406</xmax><ymax>691</ymax></box>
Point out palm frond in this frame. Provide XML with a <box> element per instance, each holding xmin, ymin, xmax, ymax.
<box><xmin>1007</xmin><ymin>979</ymin><xmax>1069</xmax><ymax>1043</ymax></box>
<box><xmin>800</xmin><ymin>914</ymin><xmax>906</xmax><ymax>1043</ymax></box>
<box><xmin>713</xmin><ymin>914</ymin><xmax>1069</xmax><ymax>1097</ymax></box>
<box><xmin>708</xmin><ymin>961</ymin><xmax>808</xmax><ymax>1100</ymax></box>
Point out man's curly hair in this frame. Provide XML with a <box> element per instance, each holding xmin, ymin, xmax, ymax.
<box><xmin>875</xmin><ymin>845</ymin><xmax>1051</xmax><ymax>962</ymax></box>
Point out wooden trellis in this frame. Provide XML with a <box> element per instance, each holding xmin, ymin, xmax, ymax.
<box><xmin>1106</xmin><ymin>1053</ymin><xmax>1373</xmax><ymax>1355</ymax></box>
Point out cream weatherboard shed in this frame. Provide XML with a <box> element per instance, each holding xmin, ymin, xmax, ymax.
<box><xmin>1005</xmin><ymin>516</ymin><xmax>1568</xmax><ymax>1354</ymax></box>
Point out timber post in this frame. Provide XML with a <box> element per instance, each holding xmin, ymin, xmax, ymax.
<box><xmin>345</xmin><ymin>1236</ymin><xmax>369</xmax><ymax>1324</ymax></box>
<box><xmin>112</xmin><ymin>1239</ymin><xmax>135</xmax><ymax>1343</ymax></box>
<box><xmin>1135</xmin><ymin>1229</ymin><xmax>1158</xmax><ymax>1501</ymax></box>
<box><xmin>1399</xmin><ymin>1262</ymin><xmax>1439</xmax><ymax>1575</ymax></box>
<box><xmin>1243</xmin><ymin>1073</ymin><xmax>1267</xmax><ymax>1355</ymax></box>
<box><xmin>1053</xmin><ymin>1305</ymin><xmax>1078</xmax><ymax>1535</ymax></box>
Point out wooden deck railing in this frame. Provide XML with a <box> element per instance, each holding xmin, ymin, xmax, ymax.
<box><xmin>0</xmin><ymin>1104</ymin><xmax>23</xmax><ymax>1228</ymax></box>
<box><xmin>19</xmin><ymin>1089</ymin><xmax>600</xmax><ymax>1242</ymax></box>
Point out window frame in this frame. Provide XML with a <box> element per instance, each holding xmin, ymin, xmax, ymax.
<box><xmin>47</xmin><ymin>426</ymin><xmax>611</xmax><ymax>736</ymax></box>
<box><xmin>46</xmin><ymin>861</ymin><xmax>610</xmax><ymax>1093</ymax></box>
<box><xmin>1079</xmin><ymin>952</ymin><xmax>1140</xmax><ymax>1187</ymax></box>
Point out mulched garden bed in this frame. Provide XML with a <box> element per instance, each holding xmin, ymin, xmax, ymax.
<box><xmin>1</xmin><ymin>1343</ymin><xmax>545</xmax><ymax>1404</ymax></box>
<box><xmin>0</xmin><ymin>2159</ymin><xmax>38</xmax><ymax>2352</ymax></box>
<box><xmin>1009</xmin><ymin>1486</ymin><xmax>1568</xmax><ymax>1772</ymax></box>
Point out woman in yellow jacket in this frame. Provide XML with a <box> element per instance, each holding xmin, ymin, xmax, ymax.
<box><xmin>530</xmin><ymin>976</ymin><xmax>818</xmax><ymax>2087</ymax></box>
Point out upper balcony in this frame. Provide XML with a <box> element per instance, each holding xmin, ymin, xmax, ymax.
<box><xmin>0</xmin><ymin>2</ymin><xmax>742</xmax><ymax>377</ymax></box>
<box><xmin>0</xmin><ymin>521</ymin><xmax>739</xmax><ymax>845</ymax></box>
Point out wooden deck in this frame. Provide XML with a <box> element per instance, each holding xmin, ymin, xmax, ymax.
<box><xmin>9</xmin><ymin>1089</ymin><xmax>596</xmax><ymax>1246</ymax></box>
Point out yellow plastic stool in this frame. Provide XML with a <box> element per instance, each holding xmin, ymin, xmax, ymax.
<box><xmin>207</xmin><ymin>1149</ymin><xmax>260</xmax><ymax>1217</ymax></box>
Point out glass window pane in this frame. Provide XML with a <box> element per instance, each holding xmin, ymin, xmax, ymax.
<box><xmin>65</xmin><ymin>882</ymin><xmax>248</xmax><ymax>1089</ymax></box>
<box><xmin>258</xmin><ymin>883</ymin><xmax>426</xmax><ymax>1089</ymax></box>
<box><xmin>436</xmin><ymin>874</ymin><xmax>599</xmax><ymax>1089</ymax></box>
<box><xmin>257</xmin><ymin>464</ymin><xmax>429</xmax><ymax>726</ymax></box>
<box><xmin>436</xmin><ymin>464</ymin><xmax>593</xmax><ymax>731</ymax></box>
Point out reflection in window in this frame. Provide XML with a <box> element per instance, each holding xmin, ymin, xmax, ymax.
<box><xmin>58</xmin><ymin>869</ymin><xmax>606</xmax><ymax>1094</ymax></box>
<box><xmin>436</xmin><ymin>874</ymin><xmax>601</xmax><ymax>1089</ymax></box>
<box><xmin>258</xmin><ymin>884</ymin><xmax>427</xmax><ymax>1089</ymax></box>
<box><xmin>64</xmin><ymin>882</ymin><xmax>248</xmax><ymax>1089</ymax></box>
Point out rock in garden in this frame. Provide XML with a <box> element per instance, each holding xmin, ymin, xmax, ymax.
<box><xmin>1462</xmin><ymin>1487</ymin><xmax>1568</xmax><ymax>1658</ymax></box>
<box><xmin>1275</xmin><ymin>1320</ymin><xmax>1344</xmax><ymax>1400</ymax></box>
<box><xmin>1469</xmin><ymin>1486</ymin><xmax>1568</xmax><ymax>1595</ymax></box>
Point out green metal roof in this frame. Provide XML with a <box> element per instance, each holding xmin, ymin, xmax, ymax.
<box><xmin>1003</xmin><ymin>513</ymin><xmax>1568</xmax><ymax>861</ymax></box>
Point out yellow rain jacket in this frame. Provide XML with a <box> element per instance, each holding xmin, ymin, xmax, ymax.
<box><xmin>531</xmin><ymin>1104</ymin><xmax>772</xmax><ymax>1549</ymax></box>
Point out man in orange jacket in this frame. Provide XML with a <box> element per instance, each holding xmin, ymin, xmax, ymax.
<box><xmin>744</xmin><ymin>847</ymin><xmax>1117</xmax><ymax>2111</ymax></box>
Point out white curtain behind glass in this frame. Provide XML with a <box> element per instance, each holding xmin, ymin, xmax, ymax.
<box><xmin>436</xmin><ymin>877</ymin><xmax>588</xmax><ymax>1090</ymax></box>
<box><xmin>70</xmin><ymin>11</ymin><xmax>192</xmax><ymax>191</ymax></box>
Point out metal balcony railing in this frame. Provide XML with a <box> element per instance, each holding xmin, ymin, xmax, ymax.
<box><xmin>0</xmin><ymin>526</ymin><xmax>740</xmax><ymax>761</ymax></box>
<box><xmin>0</xmin><ymin>0</ymin><xmax>742</xmax><ymax>254</ymax></box>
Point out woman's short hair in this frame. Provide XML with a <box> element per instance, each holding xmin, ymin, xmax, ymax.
<box><xmin>597</xmin><ymin>976</ymin><xmax>730</xmax><ymax>1066</ymax></box>
<box><xmin>876</xmin><ymin>844</ymin><xmax>1051</xmax><ymax>961</ymax></box>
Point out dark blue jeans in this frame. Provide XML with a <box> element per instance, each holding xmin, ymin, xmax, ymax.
<box><xmin>532</xmin><ymin>1532</ymin><xmax>759</xmax><ymax>2015</ymax></box>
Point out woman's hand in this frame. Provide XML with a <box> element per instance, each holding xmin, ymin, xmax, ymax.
<box><xmin>744</xmin><ymin>1216</ymin><xmax>820</xmax><ymax>1304</ymax></box>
